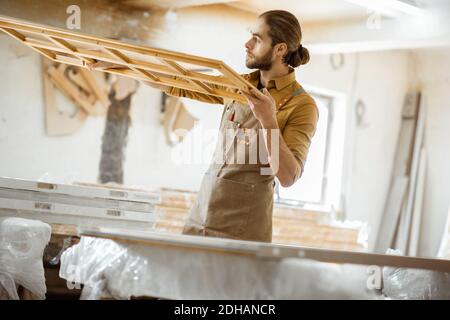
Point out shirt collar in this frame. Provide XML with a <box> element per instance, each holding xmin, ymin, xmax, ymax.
<box><xmin>247</xmin><ymin>67</ymin><xmax>296</xmax><ymax>91</ymax></box>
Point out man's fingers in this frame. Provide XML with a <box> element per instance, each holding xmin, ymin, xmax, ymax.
<box><xmin>261</xmin><ymin>88</ymin><xmax>274</xmax><ymax>101</ymax></box>
<box><xmin>240</xmin><ymin>89</ymin><xmax>259</xmax><ymax>99</ymax></box>
<box><xmin>250</xmin><ymin>88</ymin><xmax>274</xmax><ymax>105</ymax></box>
<box><xmin>250</xmin><ymin>88</ymin><xmax>268</xmax><ymax>100</ymax></box>
<box><xmin>262</xmin><ymin>88</ymin><xmax>275</xmax><ymax>103</ymax></box>
<box><xmin>245</xmin><ymin>95</ymin><xmax>259</xmax><ymax>106</ymax></box>
<box><xmin>242</xmin><ymin>89</ymin><xmax>266</xmax><ymax>104</ymax></box>
<box><xmin>240</xmin><ymin>90</ymin><xmax>258</xmax><ymax>104</ymax></box>
<box><xmin>262</xmin><ymin>88</ymin><xmax>271</xmax><ymax>96</ymax></box>
<box><xmin>242</xmin><ymin>95</ymin><xmax>255</xmax><ymax>108</ymax></box>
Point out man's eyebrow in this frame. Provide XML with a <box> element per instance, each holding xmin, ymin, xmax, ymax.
<box><xmin>251</xmin><ymin>32</ymin><xmax>262</xmax><ymax>39</ymax></box>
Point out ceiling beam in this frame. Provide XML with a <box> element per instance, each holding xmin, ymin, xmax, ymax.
<box><xmin>120</xmin><ymin>0</ymin><xmax>240</xmax><ymax>10</ymax></box>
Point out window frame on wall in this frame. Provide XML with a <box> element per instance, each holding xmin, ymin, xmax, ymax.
<box><xmin>275</xmin><ymin>88</ymin><xmax>346</xmax><ymax>211</ymax></box>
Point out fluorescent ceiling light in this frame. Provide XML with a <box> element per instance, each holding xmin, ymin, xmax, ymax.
<box><xmin>345</xmin><ymin>0</ymin><xmax>425</xmax><ymax>17</ymax></box>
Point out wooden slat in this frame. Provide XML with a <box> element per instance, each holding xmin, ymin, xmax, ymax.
<box><xmin>400</xmin><ymin>94</ymin><xmax>425</xmax><ymax>254</ymax></box>
<box><xmin>23</xmin><ymin>37</ymin><xmax>238</xmax><ymax>88</ymax></box>
<box><xmin>95</xmin><ymin>66</ymin><xmax>246</xmax><ymax>103</ymax></box>
<box><xmin>438</xmin><ymin>206</ymin><xmax>450</xmax><ymax>259</ymax></box>
<box><xmin>104</xmin><ymin>47</ymin><xmax>160</xmax><ymax>82</ymax></box>
<box><xmin>376</xmin><ymin>92</ymin><xmax>420</xmax><ymax>253</ymax></box>
<box><xmin>38</xmin><ymin>51</ymin><xmax>246</xmax><ymax>102</ymax></box>
<box><xmin>408</xmin><ymin>148</ymin><xmax>426</xmax><ymax>256</ymax></box>
<box><xmin>159</xmin><ymin>58</ymin><xmax>188</xmax><ymax>75</ymax></box>
<box><xmin>46</xmin><ymin>36</ymin><xmax>95</xmax><ymax>64</ymax></box>
<box><xmin>0</xmin><ymin>26</ymin><xmax>25</xmax><ymax>40</ymax></box>
<box><xmin>159</xmin><ymin>58</ymin><xmax>214</xmax><ymax>94</ymax></box>
<box><xmin>0</xmin><ymin>14</ymin><xmax>256</xmax><ymax>101</ymax></box>
<box><xmin>219</xmin><ymin>64</ymin><xmax>252</xmax><ymax>93</ymax></box>
<box><xmin>79</xmin><ymin>68</ymin><xmax>110</xmax><ymax>108</ymax></box>
<box><xmin>375</xmin><ymin>176</ymin><xmax>409</xmax><ymax>253</ymax></box>
<box><xmin>0</xmin><ymin>17</ymin><xmax>221</xmax><ymax>68</ymax></box>
<box><xmin>0</xmin><ymin>27</ymin><xmax>56</xmax><ymax>60</ymax></box>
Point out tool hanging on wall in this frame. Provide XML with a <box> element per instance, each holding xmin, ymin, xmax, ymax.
<box><xmin>0</xmin><ymin>15</ymin><xmax>256</xmax><ymax>104</ymax></box>
<box><xmin>355</xmin><ymin>99</ymin><xmax>369</xmax><ymax>128</ymax></box>
<box><xmin>161</xmin><ymin>94</ymin><xmax>198</xmax><ymax>146</ymax></box>
<box><xmin>42</xmin><ymin>58</ymin><xmax>111</xmax><ymax>136</ymax></box>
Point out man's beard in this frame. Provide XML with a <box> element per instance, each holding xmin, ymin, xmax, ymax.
<box><xmin>246</xmin><ymin>47</ymin><xmax>273</xmax><ymax>70</ymax></box>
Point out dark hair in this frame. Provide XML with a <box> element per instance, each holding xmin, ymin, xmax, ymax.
<box><xmin>259</xmin><ymin>10</ymin><xmax>310</xmax><ymax>67</ymax></box>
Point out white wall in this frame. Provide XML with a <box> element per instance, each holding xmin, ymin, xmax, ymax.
<box><xmin>0</xmin><ymin>37</ymin><xmax>105</xmax><ymax>183</ymax></box>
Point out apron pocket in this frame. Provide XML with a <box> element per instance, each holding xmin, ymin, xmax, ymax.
<box><xmin>205</xmin><ymin>175</ymin><xmax>254</xmax><ymax>237</ymax></box>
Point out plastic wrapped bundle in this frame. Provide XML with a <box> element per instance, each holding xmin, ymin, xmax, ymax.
<box><xmin>0</xmin><ymin>217</ymin><xmax>51</xmax><ymax>299</ymax></box>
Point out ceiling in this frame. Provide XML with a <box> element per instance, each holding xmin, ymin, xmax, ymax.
<box><xmin>121</xmin><ymin>0</ymin><xmax>370</xmax><ymax>23</ymax></box>
<box><xmin>227</xmin><ymin>0</ymin><xmax>370</xmax><ymax>23</ymax></box>
<box><xmin>120</xmin><ymin>0</ymin><xmax>443</xmax><ymax>24</ymax></box>
<box><xmin>117</xmin><ymin>0</ymin><xmax>450</xmax><ymax>52</ymax></box>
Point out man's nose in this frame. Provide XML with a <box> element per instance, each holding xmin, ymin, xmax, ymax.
<box><xmin>245</xmin><ymin>39</ymin><xmax>251</xmax><ymax>50</ymax></box>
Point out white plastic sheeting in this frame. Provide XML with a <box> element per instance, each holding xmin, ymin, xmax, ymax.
<box><xmin>60</xmin><ymin>236</ymin><xmax>382</xmax><ymax>300</ymax></box>
<box><xmin>0</xmin><ymin>272</ymin><xmax>18</xmax><ymax>299</ymax></box>
<box><xmin>383</xmin><ymin>267</ymin><xmax>450</xmax><ymax>299</ymax></box>
<box><xmin>0</xmin><ymin>217</ymin><xmax>51</xmax><ymax>299</ymax></box>
<box><xmin>382</xmin><ymin>249</ymin><xmax>450</xmax><ymax>299</ymax></box>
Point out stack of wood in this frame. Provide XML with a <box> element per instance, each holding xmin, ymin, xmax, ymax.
<box><xmin>155</xmin><ymin>188</ymin><xmax>367</xmax><ymax>252</ymax></box>
<box><xmin>272</xmin><ymin>206</ymin><xmax>365</xmax><ymax>251</ymax></box>
<box><xmin>375</xmin><ymin>92</ymin><xmax>427</xmax><ymax>255</ymax></box>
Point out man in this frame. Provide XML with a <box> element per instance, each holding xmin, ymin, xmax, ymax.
<box><xmin>91</xmin><ymin>10</ymin><xmax>318</xmax><ymax>243</ymax></box>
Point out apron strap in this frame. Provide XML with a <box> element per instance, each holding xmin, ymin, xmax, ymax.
<box><xmin>277</xmin><ymin>86</ymin><xmax>306</xmax><ymax>110</ymax></box>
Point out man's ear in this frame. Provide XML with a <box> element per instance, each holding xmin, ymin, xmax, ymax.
<box><xmin>274</xmin><ymin>43</ymin><xmax>288</xmax><ymax>59</ymax></box>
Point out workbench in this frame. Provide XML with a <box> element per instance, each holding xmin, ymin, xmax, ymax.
<box><xmin>58</xmin><ymin>226</ymin><xmax>450</xmax><ymax>300</ymax></box>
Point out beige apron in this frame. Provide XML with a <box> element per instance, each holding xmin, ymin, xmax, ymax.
<box><xmin>182</xmin><ymin>87</ymin><xmax>305</xmax><ymax>242</ymax></box>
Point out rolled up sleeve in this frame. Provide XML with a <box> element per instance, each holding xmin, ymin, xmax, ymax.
<box><xmin>282</xmin><ymin>102</ymin><xmax>319</xmax><ymax>183</ymax></box>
